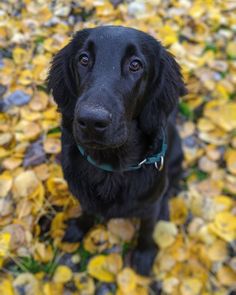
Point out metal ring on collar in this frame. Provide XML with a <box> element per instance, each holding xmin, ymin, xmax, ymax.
<box><xmin>155</xmin><ymin>156</ymin><xmax>164</xmax><ymax>171</ymax></box>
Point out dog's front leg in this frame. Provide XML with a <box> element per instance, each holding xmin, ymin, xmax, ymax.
<box><xmin>132</xmin><ymin>213</ymin><xmax>157</xmax><ymax>276</ymax></box>
<box><xmin>63</xmin><ymin>213</ymin><xmax>95</xmax><ymax>243</ymax></box>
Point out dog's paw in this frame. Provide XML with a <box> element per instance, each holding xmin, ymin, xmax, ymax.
<box><xmin>131</xmin><ymin>246</ymin><xmax>157</xmax><ymax>276</ymax></box>
<box><xmin>62</xmin><ymin>218</ymin><xmax>85</xmax><ymax>243</ymax></box>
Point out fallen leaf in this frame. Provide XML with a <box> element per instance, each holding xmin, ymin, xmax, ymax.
<box><xmin>180</xmin><ymin>278</ymin><xmax>203</xmax><ymax>295</ymax></box>
<box><xmin>0</xmin><ymin>173</ymin><xmax>13</xmax><ymax>197</ymax></box>
<box><xmin>225</xmin><ymin>148</ymin><xmax>236</xmax><ymax>175</ymax></box>
<box><xmin>107</xmin><ymin>218</ymin><xmax>135</xmax><ymax>242</ymax></box>
<box><xmin>153</xmin><ymin>221</ymin><xmax>178</xmax><ymax>248</ymax></box>
<box><xmin>53</xmin><ymin>265</ymin><xmax>73</xmax><ymax>283</ymax></box>
<box><xmin>0</xmin><ymin>232</ymin><xmax>11</xmax><ymax>256</ymax></box>
<box><xmin>84</xmin><ymin>226</ymin><xmax>110</xmax><ymax>254</ymax></box>
<box><xmin>87</xmin><ymin>255</ymin><xmax>116</xmax><ymax>283</ymax></box>
<box><xmin>117</xmin><ymin>267</ymin><xmax>137</xmax><ymax>293</ymax></box>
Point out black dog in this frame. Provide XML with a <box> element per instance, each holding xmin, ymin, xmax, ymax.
<box><xmin>47</xmin><ymin>26</ymin><xmax>186</xmax><ymax>275</ymax></box>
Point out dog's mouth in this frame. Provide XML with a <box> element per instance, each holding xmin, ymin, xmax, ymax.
<box><xmin>73</xmin><ymin>120</ymin><xmax>129</xmax><ymax>151</ymax></box>
<box><xmin>79</xmin><ymin>138</ymin><xmax>127</xmax><ymax>150</ymax></box>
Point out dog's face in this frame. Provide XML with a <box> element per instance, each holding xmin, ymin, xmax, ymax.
<box><xmin>48</xmin><ymin>26</ymin><xmax>186</xmax><ymax>150</ymax></box>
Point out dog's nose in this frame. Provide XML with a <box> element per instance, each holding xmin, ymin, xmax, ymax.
<box><xmin>77</xmin><ymin>107</ymin><xmax>112</xmax><ymax>132</ymax></box>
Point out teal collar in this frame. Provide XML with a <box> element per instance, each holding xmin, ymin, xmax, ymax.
<box><xmin>77</xmin><ymin>130</ymin><xmax>167</xmax><ymax>173</ymax></box>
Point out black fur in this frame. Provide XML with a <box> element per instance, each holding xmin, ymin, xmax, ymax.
<box><xmin>47</xmin><ymin>26</ymin><xmax>187</xmax><ymax>275</ymax></box>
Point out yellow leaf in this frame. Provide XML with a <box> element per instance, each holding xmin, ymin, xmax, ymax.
<box><xmin>153</xmin><ymin>221</ymin><xmax>178</xmax><ymax>248</ymax></box>
<box><xmin>84</xmin><ymin>226</ymin><xmax>109</xmax><ymax>254</ymax></box>
<box><xmin>13</xmin><ymin>170</ymin><xmax>40</xmax><ymax>198</ymax></box>
<box><xmin>59</xmin><ymin>242</ymin><xmax>80</xmax><ymax>253</ymax></box>
<box><xmin>2</xmin><ymin>157</ymin><xmax>22</xmax><ymax>171</ymax></box>
<box><xmin>15</xmin><ymin>121</ymin><xmax>41</xmax><ymax>141</ymax></box>
<box><xmin>74</xmin><ymin>272</ymin><xmax>95</xmax><ymax>293</ymax></box>
<box><xmin>3</xmin><ymin>224</ymin><xmax>26</xmax><ymax>250</ymax></box>
<box><xmin>13</xmin><ymin>273</ymin><xmax>41</xmax><ymax>294</ymax></box>
<box><xmin>208</xmin><ymin>240</ymin><xmax>228</xmax><ymax>262</ymax></box>
<box><xmin>33</xmin><ymin>164</ymin><xmax>50</xmax><ymax>181</ymax></box>
<box><xmin>217</xmin><ymin>266</ymin><xmax>236</xmax><ymax>287</ymax></box>
<box><xmin>227</xmin><ymin>41</ymin><xmax>236</xmax><ymax>58</ymax></box>
<box><xmin>53</xmin><ymin>265</ymin><xmax>73</xmax><ymax>283</ymax></box>
<box><xmin>18</xmin><ymin>69</ymin><xmax>33</xmax><ymax>85</ymax></box>
<box><xmin>46</xmin><ymin>177</ymin><xmax>68</xmax><ymax>197</ymax></box>
<box><xmin>188</xmin><ymin>3</ymin><xmax>205</xmax><ymax>18</ymax></box>
<box><xmin>107</xmin><ymin>218</ymin><xmax>135</xmax><ymax>242</ymax></box>
<box><xmin>33</xmin><ymin>242</ymin><xmax>54</xmax><ymax>263</ymax></box>
<box><xmin>0</xmin><ymin>132</ymin><xmax>13</xmax><ymax>147</ymax></box>
<box><xmin>16</xmin><ymin>199</ymin><xmax>32</xmax><ymax>218</ymax></box>
<box><xmin>215</xmin><ymin>212</ymin><xmax>236</xmax><ymax>232</ymax></box>
<box><xmin>50</xmin><ymin>212</ymin><xmax>66</xmax><ymax>240</ymax></box>
<box><xmin>213</xmin><ymin>195</ymin><xmax>234</xmax><ymax>212</ymax></box>
<box><xmin>204</xmin><ymin>102</ymin><xmax>236</xmax><ymax>132</ymax></box>
<box><xmin>157</xmin><ymin>25</ymin><xmax>178</xmax><ymax>46</ymax></box>
<box><xmin>209</xmin><ymin>212</ymin><xmax>236</xmax><ymax>242</ymax></box>
<box><xmin>198</xmin><ymin>156</ymin><xmax>217</xmax><ymax>173</ymax></box>
<box><xmin>29</xmin><ymin>183</ymin><xmax>45</xmax><ymax>214</ymax></box>
<box><xmin>197</xmin><ymin>118</ymin><xmax>215</xmax><ymax>132</ymax></box>
<box><xmin>87</xmin><ymin>255</ymin><xmax>116</xmax><ymax>283</ymax></box>
<box><xmin>117</xmin><ymin>268</ymin><xmax>137</xmax><ymax>293</ymax></box>
<box><xmin>46</xmin><ymin>177</ymin><xmax>72</xmax><ymax>206</ymax></box>
<box><xmin>0</xmin><ymin>279</ymin><xmax>15</xmax><ymax>295</ymax></box>
<box><xmin>0</xmin><ymin>174</ymin><xmax>12</xmax><ymax>197</ymax></box>
<box><xmin>169</xmin><ymin>197</ymin><xmax>188</xmax><ymax>225</ymax></box>
<box><xmin>29</xmin><ymin>91</ymin><xmax>49</xmax><ymax>111</ymax></box>
<box><xmin>43</xmin><ymin>137</ymin><xmax>61</xmax><ymax>154</ymax></box>
<box><xmin>20</xmin><ymin>107</ymin><xmax>42</xmax><ymax>121</ymax></box>
<box><xmin>43</xmin><ymin>282</ymin><xmax>64</xmax><ymax>295</ymax></box>
<box><xmin>180</xmin><ymin>278</ymin><xmax>202</xmax><ymax>295</ymax></box>
<box><xmin>0</xmin><ymin>232</ymin><xmax>11</xmax><ymax>256</ymax></box>
<box><xmin>225</xmin><ymin>148</ymin><xmax>236</xmax><ymax>175</ymax></box>
<box><xmin>0</xmin><ymin>147</ymin><xmax>11</xmax><ymax>158</ymax></box>
<box><xmin>162</xmin><ymin>277</ymin><xmax>179</xmax><ymax>294</ymax></box>
<box><xmin>105</xmin><ymin>253</ymin><xmax>123</xmax><ymax>275</ymax></box>
<box><xmin>12</xmin><ymin>47</ymin><xmax>31</xmax><ymax>65</ymax></box>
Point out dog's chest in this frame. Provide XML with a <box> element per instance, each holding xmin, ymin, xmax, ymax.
<box><xmin>76</xmin><ymin>168</ymin><xmax>162</xmax><ymax>218</ymax></box>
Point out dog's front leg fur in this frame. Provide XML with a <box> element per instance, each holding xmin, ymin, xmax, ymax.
<box><xmin>63</xmin><ymin>213</ymin><xmax>95</xmax><ymax>243</ymax></box>
<box><xmin>132</xmin><ymin>193</ymin><xmax>170</xmax><ymax>275</ymax></box>
<box><xmin>132</xmin><ymin>212</ymin><xmax>158</xmax><ymax>276</ymax></box>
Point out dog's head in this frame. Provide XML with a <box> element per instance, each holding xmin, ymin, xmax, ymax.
<box><xmin>47</xmin><ymin>26</ymin><xmax>186</xmax><ymax>150</ymax></box>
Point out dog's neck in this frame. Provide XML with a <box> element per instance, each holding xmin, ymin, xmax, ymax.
<box><xmin>62</xmin><ymin>118</ymin><xmax>163</xmax><ymax>171</ymax></box>
<box><xmin>80</xmin><ymin>121</ymin><xmax>149</xmax><ymax>170</ymax></box>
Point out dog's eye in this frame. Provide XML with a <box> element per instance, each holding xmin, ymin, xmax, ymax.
<box><xmin>79</xmin><ymin>54</ymin><xmax>89</xmax><ymax>66</ymax></box>
<box><xmin>129</xmin><ymin>60</ymin><xmax>142</xmax><ymax>72</ymax></box>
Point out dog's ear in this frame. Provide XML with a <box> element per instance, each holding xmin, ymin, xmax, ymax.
<box><xmin>157</xmin><ymin>49</ymin><xmax>187</xmax><ymax>115</ymax></box>
<box><xmin>138</xmin><ymin>46</ymin><xmax>187</xmax><ymax>149</ymax></box>
<box><xmin>47</xmin><ymin>29</ymin><xmax>90</xmax><ymax>114</ymax></box>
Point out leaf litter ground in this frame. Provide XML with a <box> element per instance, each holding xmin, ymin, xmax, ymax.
<box><xmin>0</xmin><ymin>1</ymin><xmax>235</xmax><ymax>294</ymax></box>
